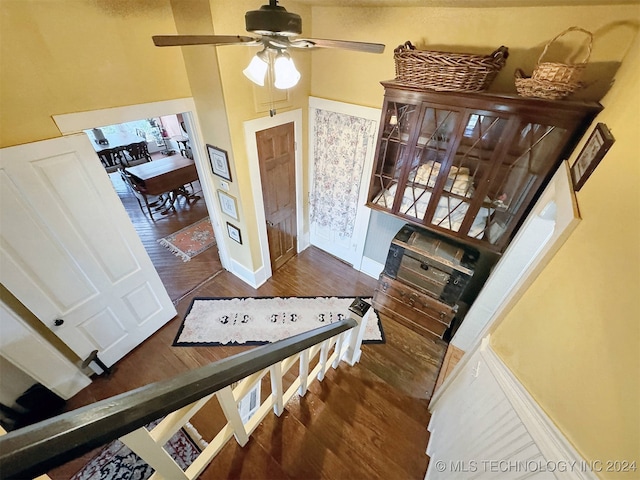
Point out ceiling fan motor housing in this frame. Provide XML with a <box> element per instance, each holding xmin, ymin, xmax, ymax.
<box><xmin>245</xmin><ymin>3</ymin><xmax>302</xmax><ymax>36</ymax></box>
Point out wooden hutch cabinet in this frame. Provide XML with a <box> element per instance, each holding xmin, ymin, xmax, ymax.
<box><xmin>367</xmin><ymin>82</ymin><xmax>602</xmax><ymax>253</ymax></box>
<box><xmin>368</xmin><ymin>82</ymin><xmax>601</xmax><ymax>339</ymax></box>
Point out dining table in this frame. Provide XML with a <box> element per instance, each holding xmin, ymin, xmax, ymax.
<box><xmin>124</xmin><ymin>154</ymin><xmax>200</xmax><ymax>214</ymax></box>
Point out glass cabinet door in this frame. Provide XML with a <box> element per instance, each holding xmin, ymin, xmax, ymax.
<box><xmin>398</xmin><ymin>106</ymin><xmax>461</xmax><ymax>221</ymax></box>
<box><xmin>484</xmin><ymin>121</ymin><xmax>566</xmax><ymax>246</ymax></box>
<box><xmin>368</xmin><ymin>100</ymin><xmax>419</xmax><ymax>210</ymax></box>
<box><xmin>428</xmin><ymin>112</ymin><xmax>509</xmax><ymax>238</ymax></box>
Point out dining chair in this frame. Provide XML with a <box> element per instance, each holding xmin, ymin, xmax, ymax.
<box><xmin>118</xmin><ymin>169</ymin><xmax>167</xmax><ymax>220</ymax></box>
<box><xmin>98</xmin><ymin>148</ymin><xmax>124</xmax><ymax>174</ymax></box>
<box><xmin>121</xmin><ymin>142</ymin><xmax>152</xmax><ymax>167</ymax></box>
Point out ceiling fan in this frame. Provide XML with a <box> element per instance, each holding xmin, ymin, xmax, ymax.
<box><xmin>153</xmin><ymin>0</ymin><xmax>385</xmax><ymax>90</ymax></box>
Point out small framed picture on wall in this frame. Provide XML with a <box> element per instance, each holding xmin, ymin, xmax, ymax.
<box><xmin>227</xmin><ymin>222</ymin><xmax>242</xmax><ymax>244</ymax></box>
<box><xmin>207</xmin><ymin>144</ymin><xmax>232</xmax><ymax>181</ymax></box>
<box><xmin>571</xmin><ymin>123</ymin><xmax>615</xmax><ymax>191</ymax></box>
<box><xmin>217</xmin><ymin>190</ymin><xmax>238</xmax><ymax>220</ymax></box>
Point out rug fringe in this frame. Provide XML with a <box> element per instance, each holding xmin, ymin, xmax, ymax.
<box><xmin>157</xmin><ymin>238</ymin><xmax>191</xmax><ymax>262</ymax></box>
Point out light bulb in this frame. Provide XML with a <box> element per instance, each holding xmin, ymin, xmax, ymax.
<box><xmin>273</xmin><ymin>52</ymin><xmax>300</xmax><ymax>90</ymax></box>
<box><xmin>243</xmin><ymin>51</ymin><xmax>269</xmax><ymax>86</ymax></box>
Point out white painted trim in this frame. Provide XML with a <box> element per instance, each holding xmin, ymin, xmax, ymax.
<box><xmin>53</xmin><ymin>98</ymin><xmax>197</xmax><ymax>135</ymax></box>
<box><xmin>479</xmin><ymin>339</ymin><xmax>599</xmax><ymax>480</ymax></box>
<box><xmin>52</xmin><ymin>98</ymin><xmax>231</xmax><ymax>272</ymax></box>
<box><xmin>307</xmin><ymin>97</ymin><xmax>380</xmax><ymax>271</ymax></box>
<box><xmin>359</xmin><ymin>256</ymin><xmax>384</xmax><ymax>280</ymax></box>
<box><xmin>243</xmin><ymin>109</ymin><xmax>304</xmax><ymax>279</ymax></box>
<box><xmin>229</xmin><ymin>258</ymin><xmax>268</xmax><ymax>290</ymax></box>
<box><xmin>427</xmin><ymin>336</ymin><xmax>598</xmax><ymax>480</ymax></box>
<box><xmin>451</xmin><ymin>162</ymin><xmax>580</xmax><ymax>352</ymax></box>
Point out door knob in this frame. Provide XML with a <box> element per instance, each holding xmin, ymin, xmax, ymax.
<box><xmin>54</xmin><ymin>318</ymin><xmax>64</xmax><ymax>326</ymax></box>
<box><xmin>266</xmin><ymin>220</ymin><xmax>275</xmax><ymax>227</ymax></box>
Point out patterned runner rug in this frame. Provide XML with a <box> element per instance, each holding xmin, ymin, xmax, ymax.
<box><xmin>158</xmin><ymin>216</ymin><xmax>215</xmax><ymax>262</ymax></box>
<box><xmin>71</xmin><ymin>419</ymin><xmax>199</xmax><ymax>480</ymax></box>
<box><xmin>173</xmin><ymin>296</ymin><xmax>385</xmax><ymax>346</ymax></box>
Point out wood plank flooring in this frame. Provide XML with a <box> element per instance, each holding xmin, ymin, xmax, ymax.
<box><xmin>47</xmin><ymin>183</ymin><xmax>448</xmax><ymax>479</ymax></box>
<box><xmin>109</xmin><ymin>166</ymin><xmax>223</xmax><ymax>303</ymax></box>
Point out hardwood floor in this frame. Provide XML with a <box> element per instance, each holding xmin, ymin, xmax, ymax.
<box><xmin>109</xmin><ymin>167</ymin><xmax>223</xmax><ymax>303</ymax></box>
<box><xmin>48</xmin><ymin>207</ymin><xmax>448</xmax><ymax>479</ymax></box>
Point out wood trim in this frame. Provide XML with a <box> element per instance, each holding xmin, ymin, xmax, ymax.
<box><xmin>433</xmin><ymin>343</ymin><xmax>464</xmax><ymax>393</ymax></box>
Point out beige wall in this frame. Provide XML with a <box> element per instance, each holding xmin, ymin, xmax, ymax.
<box><xmin>2</xmin><ymin>0</ymin><xmax>638</xmax><ymax>468</ymax></box>
<box><xmin>0</xmin><ymin>0</ymin><xmax>191</xmax><ymax>148</ymax></box>
<box><xmin>491</xmin><ymin>32</ymin><xmax>640</xmax><ymax>476</ymax></box>
<box><xmin>309</xmin><ymin>4</ymin><xmax>640</xmax><ymax>475</ymax></box>
<box><xmin>209</xmin><ymin>0</ymin><xmax>312</xmax><ymax>270</ymax></box>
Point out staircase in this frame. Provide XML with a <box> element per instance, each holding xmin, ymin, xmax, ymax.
<box><xmin>1</xmin><ymin>296</ymin><xmax>448</xmax><ymax>479</ymax></box>
<box><xmin>1</xmin><ymin>301</ymin><xmax>374</xmax><ymax>478</ymax></box>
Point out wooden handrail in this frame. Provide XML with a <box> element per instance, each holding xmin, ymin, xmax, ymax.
<box><xmin>0</xmin><ymin>318</ymin><xmax>357</xmax><ymax>480</ymax></box>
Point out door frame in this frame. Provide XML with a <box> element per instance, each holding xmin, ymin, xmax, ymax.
<box><xmin>52</xmin><ymin>97</ymin><xmax>230</xmax><ymax>271</ymax></box>
<box><xmin>244</xmin><ymin>109</ymin><xmax>304</xmax><ymax>283</ymax></box>
<box><xmin>308</xmin><ymin>96</ymin><xmax>380</xmax><ymax>271</ymax></box>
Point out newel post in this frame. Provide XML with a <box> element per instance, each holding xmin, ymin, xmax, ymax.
<box><xmin>344</xmin><ymin>297</ymin><xmax>371</xmax><ymax>366</ymax></box>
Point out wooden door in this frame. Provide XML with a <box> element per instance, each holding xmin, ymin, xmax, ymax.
<box><xmin>0</xmin><ymin>134</ymin><xmax>177</xmax><ymax>367</ymax></box>
<box><xmin>256</xmin><ymin>123</ymin><xmax>297</xmax><ymax>271</ymax></box>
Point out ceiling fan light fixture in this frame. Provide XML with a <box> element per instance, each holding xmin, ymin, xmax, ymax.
<box><xmin>243</xmin><ymin>49</ymin><xmax>269</xmax><ymax>86</ymax></box>
<box><xmin>273</xmin><ymin>51</ymin><xmax>300</xmax><ymax>89</ymax></box>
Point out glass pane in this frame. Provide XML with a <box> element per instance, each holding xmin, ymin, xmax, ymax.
<box><xmin>370</xmin><ymin>101</ymin><xmax>419</xmax><ymax>210</ymax></box>
<box><xmin>430</xmin><ymin>113</ymin><xmax>508</xmax><ymax>236</ymax></box>
<box><xmin>485</xmin><ymin>122</ymin><xmax>566</xmax><ymax>244</ymax></box>
<box><xmin>400</xmin><ymin>107</ymin><xmax>460</xmax><ymax>220</ymax></box>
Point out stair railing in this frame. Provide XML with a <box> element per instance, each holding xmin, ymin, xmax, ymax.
<box><xmin>0</xmin><ymin>299</ymin><xmax>372</xmax><ymax>480</ymax></box>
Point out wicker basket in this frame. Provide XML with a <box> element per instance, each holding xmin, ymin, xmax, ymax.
<box><xmin>393</xmin><ymin>41</ymin><xmax>509</xmax><ymax>92</ymax></box>
<box><xmin>515</xmin><ymin>27</ymin><xmax>593</xmax><ymax>100</ymax></box>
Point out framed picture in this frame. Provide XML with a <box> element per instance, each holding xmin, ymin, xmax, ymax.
<box><xmin>226</xmin><ymin>222</ymin><xmax>242</xmax><ymax>244</ymax></box>
<box><xmin>217</xmin><ymin>190</ymin><xmax>238</xmax><ymax>220</ymax></box>
<box><xmin>571</xmin><ymin>123</ymin><xmax>615</xmax><ymax>191</ymax></box>
<box><xmin>207</xmin><ymin>144</ymin><xmax>232</xmax><ymax>181</ymax></box>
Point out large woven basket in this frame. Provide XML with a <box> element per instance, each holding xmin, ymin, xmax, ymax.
<box><xmin>394</xmin><ymin>41</ymin><xmax>509</xmax><ymax>92</ymax></box>
<box><xmin>515</xmin><ymin>26</ymin><xmax>593</xmax><ymax>100</ymax></box>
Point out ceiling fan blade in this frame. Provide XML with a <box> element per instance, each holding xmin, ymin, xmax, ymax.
<box><xmin>152</xmin><ymin>35</ymin><xmax>259</xmax><ymax>47</ymax></box>
<box><xmin>292</xmin><ymin>38</ymin><xmax>385</xmax><ymax>54</ymax></box>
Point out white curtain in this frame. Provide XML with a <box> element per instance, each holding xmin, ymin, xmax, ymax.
<box><xmin>310</xmin><ymin>109</ymin><xmax>376</xmax><ymax>238</ymax></box>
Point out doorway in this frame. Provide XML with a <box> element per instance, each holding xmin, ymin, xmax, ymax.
<box><xmin>244</xmin><ymin>109</ymin><xmax>304</xmax><ymax>285</ymax></box>
<box><xmin>53</xmin><ymin>98</ymin><xmax>229</xmax><ymax>301</ymax></box>
<box><xmin>256</xmin><ymin>122</ymin><xmax>297</xmax><ymax>271</ymax></box>
<box><xmin>84</xmin><ymin>115</ymin><xmax>223</xmax><ymax>303</ymax></box>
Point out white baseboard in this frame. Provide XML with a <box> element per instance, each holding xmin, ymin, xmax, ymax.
<box><xmin>359</xmin><ymin>256</ymin><xmax>383</xmax><ymax>279</ymax></box>
<box><xmin>229</xmin><ymin>259</ymin><xmax>267</xmax><ymax>289</ymax></box>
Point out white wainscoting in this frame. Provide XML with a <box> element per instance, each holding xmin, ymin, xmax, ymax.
<box><xmin>426</xmin><ymin>337</ymin><xmax>597</xmax><ymax>480</ymax></box>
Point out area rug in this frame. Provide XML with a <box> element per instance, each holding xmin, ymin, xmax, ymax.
<box><xmin>158</xmin><ymin>216</ymin><xmax>215</xmax><ymax>262</ymax></box>
<box><xmin>173</xmin><ymin>296</ymin><xmax>385</xmax><ymax>347</ymax></box>
<box><xmin>71</xmin><ymin>419</ymin><xmax>199</xmax><ymax>480</ymax></box>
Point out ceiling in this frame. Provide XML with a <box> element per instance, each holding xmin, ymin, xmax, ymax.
<box><xmin>293</xmin><ymin>0</ymin><xmax>639</xmax><ymax>6</ymax></box>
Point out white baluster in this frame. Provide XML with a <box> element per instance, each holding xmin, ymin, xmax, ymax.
<box><xmin>298</xmin><ymin>349</ymin><xmax>310</xmax><ymax>396</ymax></box>
<box><xmin>121</xmin><ymin>427</ymin><xmax>189</xmax><ymax>480</ymax></box>
<box><xmin>317</xmin><ymin>338</ymin><xmax>331</xmax><ymax>381</ymax></box>
<box><xmin>216</xmin><ymin>386</ymin><xmax>249</xmax><ymax>446</ymax></box>
<box><xmin>270</xmin><ymin>363</ymin><xmax>284</xmax><ymax>416</ymax></box>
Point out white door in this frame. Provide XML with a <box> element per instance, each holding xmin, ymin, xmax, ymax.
<box><xmin>0</xmin><ymin>134</ymin><xmax>176</xmax><ymax>367</ymax></box>
<box><xmin>308</xmin><ymin>97</ymin><xmax>380</xmax><ymax>269</ymax></box>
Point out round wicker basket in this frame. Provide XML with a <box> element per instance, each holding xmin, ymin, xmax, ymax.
<box><xmin>515</xmin><ymin>26</ymin><xmax>593</xmax><ymax>100</ymax></box>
